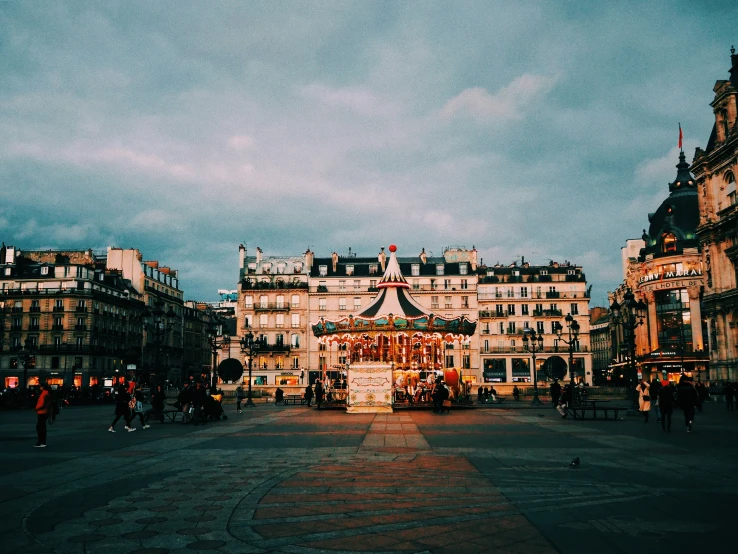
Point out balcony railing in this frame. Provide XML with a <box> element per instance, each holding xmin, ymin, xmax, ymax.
<box><xmin>532</xmin><ymin>309</ymin><xmax>563</xmax><ymax>317</ymax></box>
<box><xmin>53</xmin><ymin>306</ymin><xmax>65</xmax><ymax>312</ymax></box>
<box><xmin>254</xmin><ymin>303</ymin><xmax>290</xmax><ymax>312</ymax></box>
<box><xmin>481</xmin><ymin>345</ymin><xmax>589</xmax><ymax>354</ymax></box>
<box><xmin>52</xmin><ymin>324</ymin><xmax>64</xmax><ymax>330</ymax></box>
<box><xmin>545</xmin><ymin>291</ymin><xmax>560</xmax><ymax>299</ymax></box>
<box><xmin>75</xmin><ymin>306</ymin><xmax>87</xmax><ymax>312</ymax></box>
<box><xmin>29</xmin><ymin>306</ymin><xmax>41</xmax><ymax>312</ymax></box>
<box><xmin>75</xmin><ymin>325</ymin><xmax>87</xmax><ymax>331</ymax></box>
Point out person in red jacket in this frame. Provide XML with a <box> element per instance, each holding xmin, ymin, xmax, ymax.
<box><xmin>35</xmin><ymin>383</ymin><xmax>52</xmax><ymax>448</ymax></box>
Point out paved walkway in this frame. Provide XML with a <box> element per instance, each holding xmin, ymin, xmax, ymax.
<box><xmin>1</xmin><ymin>402</ymin><xmax>737</xmax><ymax>553</ymax></box>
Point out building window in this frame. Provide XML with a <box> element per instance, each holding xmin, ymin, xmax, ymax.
<box><xmin>570</xmin><ymin>304</ymin><xmax>579</xmax><ymax>315</ymax></box>
<box><xmin>459</xmin><ymin>263</ymin><xmax>468</xmax><ymax>275</ymax></box>
<box><xmin>319</xmin><ymin>298</ymin><xmax>327</xmax><ymax>311</ymax></box>
<box><xmin>276</xmin><ymin>295</ymin><xmax>285</xmax><ymax>308</ymax></box>
<box><xmin>339</xmin><ymin>298</ymin><xmax>347</xmax><ymax>310</ymax></box>
<box><xmin>436</xmin><ymin>264</ymin><xmax>444</xmax><ymax>275</ymax></box>
<box><xmin>507</xmin><ymin>304</ymin><xmax>515</xmax><ymax>315</ymax></box>
<box><xmin>291</xmin><ymin>334</ymin><xmax>300</xmax><ymax>348</ymax></box>
<box><xmin>369</xmin><ymin>280</ymin><xmax>377</xmax><ymax>289</ymax></box>
<box><xmin>444</xmin><ymin>279</ymin><xmax>451</xmax><ymax>290</ymax></box>
<box><xmin>461</xmin><ymin>279</ymin><xmax>468</xmax><ymax>290</ymax></box>
<box><xmin>259</xmin><ymin>295</ymin><xmax>268</xmax><ymax>308</ymax></box>
<box><xmin>346</xmin><ymin>265</ymin><xmax>354</xmax><ymax>276</ymax></box>
<box><xmin>245</xmin><ymin>315</ymin><xmax>253</xmax><ymax>328</ymax></box>
<box><xmin>319</xmin><ymin>265</ymin><xmax>327</xmax><ymax>276</ymax></box>
<box><xmin>520</xmin><ymin>287</ymin><xmax>528</xmax><ymax>298</ymax></box>
<box><xmin>291</xmin><ymin>295</ymin><xmax>299</xmax><ymax>308</ymax></box>
<box><xmin>275</xmin><ymin>314</ymin><xmax>284</xmax><ymax>328</ymax></box>
<box><xmin>445</xmin><ymin>296</ymin><xmax>453</xmax><ymax>309</ymax></box>
<box><xmin>339</xmin><ymin>280</ymin><xmax>346</xmax><ymax>291</ymax></box>
<box><xmin>662</xmin><ymin>232</ymin><xmax>677</xmax><ymax>253</ymax></box>
<box><xmin>353</xmin><ymin>279</ymin><xmax>360</xmax><ymax>291</ymax></box>
<box><xmin>431</xmin><ymin>296</ymin><xmax>439</xmax><ymax>309</ymax></box>
<box><xmin>461</xmin><ymin>296</ymin><xmax>469</xmax><ymax>308</ymax></box>
<box><xmin>291</xmin><ymin>313</ymin><xmax>300</xmax><ymax>328</ymax></box>
<box><xmin>411</xmin><ymin>264</ymin><xmax>420</xmax><ymax>276</ymax></box>
<box><xmin>521</xmin><ymin>304</ymin><xmax>529</xmax><ymax>315</ymax></box>
<box><xmin>369</xmin><ymin>264</ymin><xmax>378</xmax><ymax>275</ymax></box>
<box><xmin>508</xmin><ymin>322</ymin><xmax>516</xmax><ymax>333</ymax></box>
<box><xmin>353</xmin><ymin>297</ymin><xmax>361</xmax><ymax>310</ymax></box>
<box><xmin>537</xmin><ymin>321</ymin><xmax>544</xmax><ymax>334</ymax></box>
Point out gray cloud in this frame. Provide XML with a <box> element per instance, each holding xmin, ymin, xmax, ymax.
<box><xmin>1</xmin><ymin>1</ymin><xmax>736</xmax><ymax>307</ymax></box>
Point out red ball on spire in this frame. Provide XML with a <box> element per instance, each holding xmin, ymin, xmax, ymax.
<box><xmin>389</xmin><ymin>244</ymin><xmax>397</xmax><ymax>252</ymax></box>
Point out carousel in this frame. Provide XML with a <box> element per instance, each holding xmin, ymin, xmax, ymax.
<box><xmin>311</xmin><ymin>245</ymin><xmax>476</xmax><ymax>412</ymax></box>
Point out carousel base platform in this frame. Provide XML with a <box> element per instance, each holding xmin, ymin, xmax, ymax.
<box><xmin>346</xmin><ymin>405</ymin><xmax>393</xmax><ymax>413</ymax></box>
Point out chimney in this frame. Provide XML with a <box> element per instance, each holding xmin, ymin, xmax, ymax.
<box><xmin>470</xmin><ymin>247</ymin><xmax>478</xmax><ymax>271</ymax></box>
<box><xmin>304</xmin><ymin>248</ymin><xmax>314</xmax><ymax>270</ymax></box>
<box><xmin>256</xmin><ymin>247</ymin><xmax>262</xmax><ymax>265</ymax></box>
<box><xmin>378</xmin><ymin>247</ymin><xmax>386</xmax><ymax>272</ymax></box>
<box><xmin>332</xmin><ymin>252</ymin><xmax>338</xmax><ymax>273</ymax></box>
<box><xmin>239</xmin><ymin>244</ymin><xmax>246</xmax><ymax>269</ymax></box>
<box><xmin>419</xmin><ymin>248</ymin><xmax>427</xmax><ymax>264</ymax></box>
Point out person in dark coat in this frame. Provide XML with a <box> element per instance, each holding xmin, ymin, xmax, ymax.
<box><xmin>650</xmin><ymin>378</ymin><xmax>662</xmax><ymax>422</ymax></box>
<box><xmin>192</xmin><ymin>382</ymin><xmax>208</xmax><ymax>426</ymax></box>
<box><xmin>676</xmin><ymin>376</ymin><xmax>699</xmax><ymax>433</ymax></box>
<box><xmin>304</xmin><ymin>384</ymin><xmax>314</xmax><ymax>407</ymax></box>
<box><xmin>550</xmin><ymin>380</ymin><xmax>562</xmax><ymax>408</ymax></box>
<box><xmin>725</xmin><ymin>381</ymin><xmax>734</xmax><ymax>412</ymax></box>
<box><xmin>658</xmin><ymin>382</ymin><xmax>675</xmax><ymax>432</ymax></box>
<box><xmin>314</xmin><ymin>381</ymin><xmax>324</xmax><ymax>409</ymax></box>
<box><xmin>275</xmin><ymin>387</ymin><xmax>284</xmax><ymax>405</ymax></box>
<box><xmin>145</xmin><ymin>385</ymin><xmax>166</xmax><ymax>423</ymax></box>
<box><xmin>177</xmin><ymin>383</ymin><xmax>193</xmax><ymax>423</ymax></box>
<box><xmin>109</xmin><ymin>384</ymin><xmax>135</xmax><ymax>432</ymax></box>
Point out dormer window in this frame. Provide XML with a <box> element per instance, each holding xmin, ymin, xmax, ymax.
<box><xmin>662</xmin><ymin>232</ymin><xmax>677</xmax><ymax>253</ymax></box>
<box><xmin>41</xmin><ymin>266</ymin><xmax>49</xmax><ymax>275</ymax></box>
<box><xmin>726</xmin><ymin>172</ymin><xmax>736</xmax><ymax>206</ymax></box>
<box><xmin>369</xmin><ymin>264</ymin><xmax>378</xmax><ymax>275</ymax></box>
<box><xmin>411</xmin><ymin>264</ymin><xmax>420</xmax><ymax>276</ymax></box>
<box><xmin>486</xmin><ymin>270</ymin><xmax>494</xmax><ymax>276</ymax></box>
<box><xmin>436</xmin><ymin>264</ymin><xmax>444</xmax><ymax>276</ymax></box>
<box><xmin>540</xmin><ymin>270</ymin><xmax>548</xmax><ymax>276</ymax></box>
<box><xmin>319</xmin><ymin>265</ymin><xmax>327</xmax><ymax>277</ymax></box>
<box><xmin>346</xmin><ymin>265</ymin><xmax>354</xmax><ymax>276</ymax></box>
<box><xmin>459</xmin><ymin>263</ymin><xmax>468</xmax><ymax>275</ymax></box>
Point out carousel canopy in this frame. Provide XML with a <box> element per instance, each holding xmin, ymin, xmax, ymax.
<box><xmin>311</xmin><ymin>245</ymin><xmax>477</xmax><ymax>340</ymax></box>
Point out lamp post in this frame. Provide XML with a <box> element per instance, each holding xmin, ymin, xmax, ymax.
<box><xmin>19</xmin><ymin>336</ymin><xmax>35</xmax><ymax>393</ymax></box>
<box><xmin>522</xmin><ymin>327</ymin><xmax>544</xmax><ymax>404</ymax></box>
<box><xmin>145</xmin><ymin>301</ymin><xmax>176</xmax><ymax>387</ymax></box>
<box><xmin>609</xmin><ymin>290</ymin><xmax>646</xmax><ymax>414</ymax></box>
<box><xmin>554</xmin><ymin>314</ymin><xmax>581</xmax><ymax>407</ymax></box>
<box><xmin>209</xmin><ymin>324</ymin><xmax>230</xmax><ymax>390</ymax></box>
<box><xmin>240</xmin><ymin>331</ymin><xmax>260</xmax><ymax>407</ymax></box>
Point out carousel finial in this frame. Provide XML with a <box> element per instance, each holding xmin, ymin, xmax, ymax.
<box><xmin>389</xmin><ymin>244</ymin><xmax>397</xmax><ymax>252</ymax></box>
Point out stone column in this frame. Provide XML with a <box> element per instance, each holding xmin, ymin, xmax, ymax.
<box><xmin>688</xmin><ymin>288</ymin><xmax>703</xmax><ymax>351</ymax></box>
<box><xmin>645</xmin><ymin>291</ymin><xmax>659</xmax><ymax>350</ymax></box>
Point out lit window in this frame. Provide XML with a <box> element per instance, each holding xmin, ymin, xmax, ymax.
<box><xmin>662</xmin><ymin>233</ymin><xmax>677</xmax><ymax>253</ymax></box>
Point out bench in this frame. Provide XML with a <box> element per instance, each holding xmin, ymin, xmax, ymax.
<box><xmin>566</xmin><ymin>404</ymin><xmax>627</xmax><ymax>420</ymax></box>
<box><xmin>281</xmin><ymin>395</ymin><xmax>305</xmax><ymax>405</ymax></box>
<box><xmin>163</xmin><ymin>409</ymin><xmax>184</xmax><ymax>422</ymax></box>
<box><xmin>478</xmin><ymin>396</ymin><xmax>505</xmax><ymax>404</ymax></box>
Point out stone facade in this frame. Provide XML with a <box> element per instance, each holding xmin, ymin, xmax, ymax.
<box><xmin>692</xmin><ymin>48</ymin><xmax>738</xmax><ymax>381</ymax></box>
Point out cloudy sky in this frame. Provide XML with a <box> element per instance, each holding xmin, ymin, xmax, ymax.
<box><xmin>2</xmin><ymin>1</ymin><xmax>736</xmax><ymax>306</ymax></box>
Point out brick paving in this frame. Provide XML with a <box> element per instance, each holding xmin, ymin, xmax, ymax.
<box><xmin>1</xmin><ymin>402</ymin><xmax>737</xmax><ymax>553</ymax></box>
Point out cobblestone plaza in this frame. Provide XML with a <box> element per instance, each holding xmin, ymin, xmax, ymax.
<box><xmin>1</xmin><ymin>403</ymin><xmax>737</xmax><ymax>554</ymax></box>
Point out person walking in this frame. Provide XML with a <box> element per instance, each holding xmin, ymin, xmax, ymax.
<box><xmin>550</xmin><ymin>380</ymin><xmax>562</xmax><ymax>408</ymax></box>
<box><xmin>177</xmin><ymin>382</ymin><xmax>193</xmax><ymax>423</ymax></box>
<box><xmin>650</xmin><ymin>378</ymin><xmax>662</xmax><ymax>422</ymax></box>
<box><xmin>658</xmin><ymin>382</ymin><xmax>675</xmax><ymax>432</ymax></box>
<box><xmin>724</xmin><ymin>381</ymin><xmax>734</xmax><ymax>412</ymax></box>
<box><xmin>304</xmin><ymin>383</ymin><xmax>314</xmax><ymax>407</ymax></box>
<box><xmin>676</xmin><ymin>375</ymin><xmax>699</xmax><ymax>433</ymax></box>
<box><xmin>235</xmin><ymin>386</ymin><xmax>245</xmax><ymax>414</ymax></box>
<box><xmin>315</xmin><ymin>380</ymin><xmax>324</xmax><ymax>409</ymax></box>
<box><xmin>513</xmin><ymin>385</ymin><xmax>520</xmax><ymax>401</ymax></box>
<box><xmin>556</xmin><ymin>383</ymin><xmax>572</xmax><ymax>418</ymax></box>
<box><xmin>192</xmin><ymin>382</ymin><xmax>208</xmax><ymax>426</ymax></box>
<box><xmin>109</xmin><ymin>384</ymin><xmax>136</xmax><ymax>432</ymax></box>
<box><xmin>637</xmin><ymin>379</ymin><xmax>651</xmax><ymax>423</ymax></box>
<box><xmin>131</xmin><ymin>385</ymin><xmax>149</xmax><ymax>429</ymax></box>
<box><xmin>34</xmin><ymin>384</ymin><xmax>52</xmax><ymax>448</ymax></box>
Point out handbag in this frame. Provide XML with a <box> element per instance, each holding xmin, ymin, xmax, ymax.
<box><xmin>642</xmin><ymin>395</ymin><xmax>650</xmax><ymax>402</ymax></box>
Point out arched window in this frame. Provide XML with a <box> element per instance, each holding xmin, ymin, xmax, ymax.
<box><xmin>662</xmin><ymin>233</ymin><xmax>677</xmax><ymax>253</ymax></box>
<box><xmin>726</xmin><ymin>171</ymin><xmax>736</xmax><ymax>207</ymax></box>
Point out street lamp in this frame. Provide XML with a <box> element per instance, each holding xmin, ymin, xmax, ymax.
<box><xmin>145</xmin><ymin>301</ymin><xmax>176</xmax><ymax>387</ymax></box>
<box><xmin>554</xmin><ymin>314</ymin><xmax>581</xmax><ymax>407</ymax></box>
<box><xmin>19</xmin><ymin>336</ymin><xmax>35</xmax><ymax>393</ymax></box>
<box><xmin>209</xmin><ymin>324</ymin><xmax>230</xmax><ymax>389</ymax></box>
<box><xmin>240</xmin><ymin>331</ymin><xmax>260</xmax><ymax>407</ymax></box>
<box><xmin>522</xmin><ymin>327</ymin><xmax>544</xmax><ymax>404</ymax></box>
<box><xmin>609</xmin><ymin>290</ymin><xmax>646</xmax><ymax>414</ymax></box>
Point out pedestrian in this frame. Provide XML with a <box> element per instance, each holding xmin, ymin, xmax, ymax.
<box><xmin>431</xmin><ymin>380</ymin><xmax>443</xmax><ymax>413</ymax></box>
<box><xmin>235</xmin><ymin>386</ymin><xmax>245</xmax><ymax>413</ymax></box>
<box><xmin>556</xmin><ymin>384</ymin><xmax>572</xmax><ymax>418</ymax></box>
<box><xmin>34</xmin><ymin>383</ymin><xmax>52</xmax><ymax>448</ymax></box>
<box><xmin>637</xmin><ymin>379</ymin><xmax>651</xmax><ymax>423</ymax></box>
<box><xmin>658</xmin><ymin>382</ymin><xmax>675</xmax><ymax>433</ymax></box>
<box><xmin>676</xmin><ymin>375</ymin><xmax>699</xmax><ymax>433</ymax></box>
<box><xmin>650</xmin><ymin>378</ymin><xmax>662</xmax><ymax>422</ymax></box>
<box><xmin>513</xmin><ymin>385</ymin><xmax>520</xmax><ymax>401</ymax></box>
<box><xmin>177</xmin><ymin>382</ymin><xmax>193</xmax><ymax>423</ymax></box>
<box><xmin>550</xmin><ymin>380</ymin><xmax>562</xmax><ymax>408</ymax></box>
<box><xmin>724</xmin><ymin>381</ymin><xmax>734</xmax><ymax>412</ymax></box>
<box><xmin>192</xmin><ymin>382</ymin><xmax>207</xmax><ymax>426</ymax></box>
<box><xmin>145</xmin><ymin>384</ymin><xmax>166</xmax><ymax>423</ymax></box>
<box><xmin>315</xmin><ymin>380</ymin><xmax>324</xmax><ymax>409</ymax></box>
<box><xmin>109</xmin><ymin>384</ymin><xmax>136</xmax><ymax>433</ymax></box>
<box><xmin>695</xmin><ymin>381</ymin><xmax>708</xmax><ymax>412</ymax></box>
<box><xmin>304</xmin><ymin>383</ymin><xmax>314</xmax><ymax>407</ymax></box>
<box><xmin>477</xmin><ymin>386</ymin><xmax>483</xmax><ymax>403</ymax></box>
<box><xmin>131</xmin><ymin>385</ymin><xmax>149</xmax><ymax>429</ymax></box>
<box><xmin>275</xmin><ymin>387</ymin><xmax>284</xmax><ymax>404</ymax></box>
